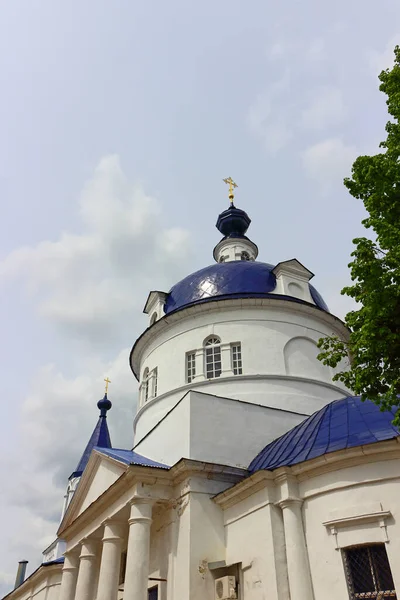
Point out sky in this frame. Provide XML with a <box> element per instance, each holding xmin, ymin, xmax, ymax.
<box><xmin>0</xmin><ymin>0</ymin><xmax>399</xmax><ymax>594</ymax></box>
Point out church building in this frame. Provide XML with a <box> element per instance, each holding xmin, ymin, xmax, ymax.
<box><xmin>4</xmin><ymin>181</ymin><xmax>400</xmax><ymax>600</ymax></box>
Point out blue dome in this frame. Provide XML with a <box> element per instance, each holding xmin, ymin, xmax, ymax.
<box><xmin>164</xmin><ymin>261</ymin><xmax>329</xmax><ymax>314</ymax></box>
<box><xmin>248</xmin><ymin>396</ymin><xmax>400</xmax><ymax>473</ymax></box>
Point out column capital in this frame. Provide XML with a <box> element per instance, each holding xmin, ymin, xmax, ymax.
<box><xmin>278</xmin><ymin>496</ymin><xmax>303</xmax><ymax>510</ymax></box>
<box><xmin>62</xmin><ymin>551</ymin><xmax>79</xmax><ymax>572</ymax></box>
<box><xmin>79</xmin><ymin>537</ymin><xmax>98</xmax><ymax>559</ymax></box>
<box><xmin>128</xmin><ymin>499</ymin><xmax>154</xmax><ymax>525</ymax></box>
<box><xmin>102</xmin><ymin>519</ymin><xmax>125</xmax><ymax>542</ymax></box>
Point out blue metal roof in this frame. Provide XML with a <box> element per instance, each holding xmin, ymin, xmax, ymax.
<box><xmin>164</xmin><ymin>261</ymin><xmax>329</xmax><ymax>315</ymax></box>
<box><xmin>43</xmin><ymin>557</ymin><xmax>64</xmax><ymax>566</ymax></box>
<box><xmin>70</xmin><ymin>409</ymin><xmax>112</xmax><ymax>479</ymax></box>
<box><xmin>248</xmin><ymin>396</ymin><xmax>400</xmax><ymax>473</ymax></box>
<box><xmin>96</xmin><ymin>448</ymin><xmax>170</xmax><ymax>469</ymax></box>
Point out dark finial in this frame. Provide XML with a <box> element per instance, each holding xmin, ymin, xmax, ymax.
<box><xmin>216</xmin><ymin>205</ymin><xmax>251</xmax><ymax>238</ymax></box>
<box><xmin>97</xmin><ymin>394</ymin><xmax>112</xmax><ymax>417</ymax></box>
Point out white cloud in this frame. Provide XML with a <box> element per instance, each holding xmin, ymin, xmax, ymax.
<box><xmin>301</xmin><ymin>86</ymin><xmax>346</xmax><ymax>130</ymax></box>
<box><xmin>369</xmin><ymin>36</ymin><xmax>399</xmax><ymax>75</ymax></box>
<box><xmin>0</xmin><ymin>156</ymin><xmax>192</xmax><ymax>596</ymax></box>
<box><xmin>0</xmin><ymin>155</ymin><xmax>191</xmax><ymax>345</ymax></box>
<box><xmin>246</xmin><ymin>71</ymin><xmax>293</xmax><ymax>153</ymax></box>
<box><xmin>301</xmin><ymin>138</ymin><xmax>357</xmax><ymax>187</ymax></box>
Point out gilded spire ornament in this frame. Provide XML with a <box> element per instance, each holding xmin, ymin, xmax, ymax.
<box><xmin>104</xmin><ymin>377</ymin><xmax>111</xmax><ymax>395</ymax></box>
<box><xmin>223</xmin><ymin>177</ymin><xmax>238</xmax><ymax>204</ymax></box>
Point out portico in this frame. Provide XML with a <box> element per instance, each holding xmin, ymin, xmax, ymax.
<box><xmin>56</xmin><ymin>448</ymin><xmax>244</xmax><ymax>600</ymax></box>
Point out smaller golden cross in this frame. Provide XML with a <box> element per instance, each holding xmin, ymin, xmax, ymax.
<box><xmin>223</xmin><ymin>177</ymin><xmax>238</xmax><ymax>204</ymax></box>
<box><xmin>104</xmin><ymin>377</ymin><xmax>111</xmax><ymax>395</ymax></box>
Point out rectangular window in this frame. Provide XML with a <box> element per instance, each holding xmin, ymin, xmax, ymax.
<box><xmin>231</xmin><ymin>343</ymin><xmax>243</xmax><ymax>375</ymax></box>
<box><xmin>148</xmin><ymin>586</ymin><xmax>158</xmax><ymax>600</ymax></box>
<box><xmin>186</xmin><ymin>352</ymin><xmax>196</xmax><ymax>383</ymax></box>
<box><xmin>119</xmin><ymin>551</ymin><xmax>127</xmax><ymax>585</ymax></box>
<box><xmin>153</xmin><ymin>368</ymin><xmax>158</xmax><ymax>398</ymax></box>
<box><xmin>205</xmin><ymin>345</ymin><xmax>222</xmax><ymax>379</ymax></box>
<box><xmin>343</xmin><ymin>544</ymin><xmax>397</xmax><ymax>599</ymax></box>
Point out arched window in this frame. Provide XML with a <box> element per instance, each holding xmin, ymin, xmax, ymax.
<box><xmin>153</xmin><ymin>367</ymin><xmax>158</xmax><ymax>398</ymax></box>
<box><xmin>142</xmin><ymin>368</ymin><xmax>149</xmax><ymax>402</ymax></box>
<box><xmin>241</xmin><ymin>251</ymin><xmax>250</xmax><ymax>261</ymax></box>
<box><xmin>204</xmin><ymin>336</ymin><xmax>222</xmax><ymax>379</ymax></box>
<box><xmin>150</xmin><ymin>312</ymin><xmax>157</xmax><ymax>326</ymax></box>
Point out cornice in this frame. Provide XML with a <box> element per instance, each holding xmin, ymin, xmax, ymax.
<box><xmin>130</xmin><ymin>296</ymin><xmax>349</xmax><ymax>379</ymax></box>
<box><xmin>59</xmin><ymin>456</ymin><xmax>245</xmax><ymax>541</ymax></box>
<box><xmin>213</xmin><ymin>440</ymin><xmax>400</xmax><ymax>510</ymax></box>
<box><xmin>133</xmin><ymin>374</ymin><xmax>347</xmax><ymax>432</ymax></box>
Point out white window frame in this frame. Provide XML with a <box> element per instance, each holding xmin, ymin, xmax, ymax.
<box><xmin>140</xmin><ymin>367</ymin><xmax>158</xmax><ymax>404</ymax></box>
<box><xmin>231</xmin><ymin>342</ymin><xmax>243</xmax><ymax>375</ymax></box>
<box><xmin>186</xmin><ymin>351</ymin><xmax>196</xmax><ymax>383</ymax></box>
<box><xmin>204</xmin><ymin>336</ymin><xmax>222</xmax><ymax>379</ymax></box>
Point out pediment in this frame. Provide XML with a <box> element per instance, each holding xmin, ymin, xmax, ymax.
<box><xmin>58</xmin><ymin>450</ymin><xmax>127</xmax><ymax>533</ymax></box>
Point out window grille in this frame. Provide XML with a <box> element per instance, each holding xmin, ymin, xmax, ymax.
<box><xmin>231</xmin><ymin>343</ymin><xmax>243</xmax><ymax>375</ymax></box>
<box><xmin>205</xmin><ymin>336</ymin><xmax>222</xmax><ymax>379</ymax></box>
<box><xmin>241</xmin><ymin>251</ymin><xmax>250</xmax><ymax>261</ymax></box>
<box><xmin>343</xmin><ymin>544</ymin><xmax>397</xmax><ymax>599</ymax></box>
<box><xmin>186</xmin><ymin>352</ymin><xmax>196</xmax><ymax>383</ymax></box>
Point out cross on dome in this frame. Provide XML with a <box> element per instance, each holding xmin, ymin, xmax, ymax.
<box><xmin>222</xmin><ymin>176</ymin><xmax>238</xmax><ymax>204</ymax></box>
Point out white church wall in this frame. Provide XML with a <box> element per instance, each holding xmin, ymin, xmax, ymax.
<box><xmin>134</xmin><ymin>300</ymin><xmax>349</xmax><ymax>451</ymax></box>
<box><xmin>134</xmin><ymin>382</ymin><xmax>343</xmax><ymax>466</ymax></box>
<box><xmin>133</xmin><ymin>390</ymin><xmax>305</xmax><ymax>468</ymax></box>
<box><xmin>78</xmin><ymin>458</ymin><xmax>125</xmax><ymax>515</ymax></box>
<box><xmin>223</xmin><ymin>488</ymin><xmax>289</xmax><ymax>600</ymax></box>
<box><xmin>133</xmin><ymin>393</ymin><xmax>191</xmax><ymax>465</ymax></box>
<box><xmin>301</xmin><ymin>456</ymin><xmax>400</xmax><ymax>599</ymax></box>
<box><xmin>6</xmin><ymin>566</ymin><xmax>62</xmax><ymax>600</ymax></box>
<box><xmin>188</xmin><ymin>482</ymin><xmax>227</xmax><ymax>599</ymax></box>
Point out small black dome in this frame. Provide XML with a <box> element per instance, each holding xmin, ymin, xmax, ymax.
<box><xmin>216</xmin><ymin>205</ymin><xmax>251</xmax><ymax>238</ymax></box>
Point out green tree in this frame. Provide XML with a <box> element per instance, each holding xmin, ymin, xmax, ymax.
<box><xmin>318</xmin><ymin>45</ymin><xmax>400</xmax><ymax>424</ymax></box>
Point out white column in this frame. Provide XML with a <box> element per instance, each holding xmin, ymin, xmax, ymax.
<box><xmin>280</xmin><ymin>499</ymin><xmax>314</xmax><ymax>600</ymax></box>
<box><xmin>74</xmin><ymin>538</ymin><xmax>98</xmax><ymax>600</ymax></box>
<box><xmin>124</xmin><ymin>499</ymin><xmax>153</xmax><ymax>600</ymax></box>
<box><xmin>59</xmin><ymin>551</ymin><xmax>79</xmax><ymax>600</ymax></box>
<box><xmin>97</xmin><ymin>521</ymin><xmax>124</xmax><ymax>600</ymax></box>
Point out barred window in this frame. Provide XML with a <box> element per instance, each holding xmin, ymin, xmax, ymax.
<box><xmin>241</xmin><ymin>251</ymin><xmax>250</xmax><ymax>261</ymax></box>
<box><xmin>231</xmin><ymin>343</ymin><xmax>243</xmax><ymax>375</ymax></box>
<box><xmin>204</xmin><ymin>336</ymin><xmax>222</xmax><ymax>379</ymax></box>
<box><xmin>186</xmin><ymin>352</ymin><xmax>196</xmax><ymax>383</ymax></box>
<box><xmin>343</xmin><ymin>544</ymin><xmax>397</xmax><ymax>599</ymax></box>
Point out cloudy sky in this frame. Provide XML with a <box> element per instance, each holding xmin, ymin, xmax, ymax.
<box><xmin>0</xmin><ymin>0</ymin><xmax>398</xmax><ymax>593</ymax></box>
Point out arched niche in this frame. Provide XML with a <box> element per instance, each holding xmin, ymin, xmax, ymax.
<box><xmin>284</xmin><ymin>336</ymin><xmax>330</xmax><ymax>381</ymax></box>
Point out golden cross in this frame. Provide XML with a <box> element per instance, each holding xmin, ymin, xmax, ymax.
<box><xmin>104</xmin><ymin>377</ymin><xmax>111</xmax><ymax>394</ymax></box>
<box><xmin>223</xmin><ymin>177</ymin><xmax>238</xmax><ymax>204</ymax></box>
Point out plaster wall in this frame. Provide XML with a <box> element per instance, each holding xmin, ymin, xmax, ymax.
<box><xmin>79</xmin><ymin>459</ymin><xmax>125</xmax><ymax>515</ymax></box>
<box><xmin>5</xmin><ymin>567</ymin><xmax>62</xmax><ymax>600</ymax></box>
<box><xmin>134</xmin><ymin>391</ymin><xmax>306</xmax><ymax>468</ymax></box>
<box><xmin>301</xmin><ymin>457</ymin><xmax>400</xmax><ymax>599</ymax></box>
<box><xmin>134</xmin><ymin>302</ymin><xmax>348</xmax><ymax>450</ymax></box>
<box><xmin>223</xmin><ymin>488</ymin><xmax>289</xmax><ymax>600</ymax></box>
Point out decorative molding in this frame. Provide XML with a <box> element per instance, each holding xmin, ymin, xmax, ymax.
<box><xmin>130</xmin><ymin>295</ymin><xmax>349</xmax><ymax>379</ymax></box>
<box><xmin>323</xmin><ymin>510</ymin><xmax>392</xmax><ymax>549</ymax></box>
<box><xmin>133</xmin><ymin>372</ymin><xmax>347</xmax><ymax>431</ymax></box>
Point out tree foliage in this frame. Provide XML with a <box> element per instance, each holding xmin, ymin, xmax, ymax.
<box><xmin>318</xmin><ymin>46</ymin><xmax>400</xmax><ymax>424</ymax></box>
